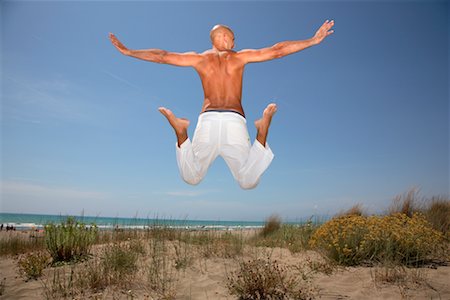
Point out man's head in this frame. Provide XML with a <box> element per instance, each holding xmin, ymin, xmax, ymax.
<box><xmin>210</xmin><ymin>24</ymin><xmax>235</xmax><ymax>51</ymax></box>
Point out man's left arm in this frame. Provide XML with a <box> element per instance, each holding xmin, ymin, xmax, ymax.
<box><xmin>237</xmin><ymin>20</ymin><xmax>334</xmax><ymax>64</ymax></box>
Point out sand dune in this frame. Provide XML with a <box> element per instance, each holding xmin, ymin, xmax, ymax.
<box><xmin>2</xmin><ymin>244</ymin><xmax>449</xmax><ymax>299</ymax></box>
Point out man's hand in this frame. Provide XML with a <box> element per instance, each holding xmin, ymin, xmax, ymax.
<box><xmin>109</xmin><ymin>33</ymin><xmax>130</xmax><ymax>55</ymax></box>
<box><xmin>312</xmin><ymin>20</ymin><xmax>334</xmax><ymax>45</ymax></box>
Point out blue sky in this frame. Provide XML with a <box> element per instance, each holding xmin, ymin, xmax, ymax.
<box><xmin>1</xmin><ymin>0</ymin><xmax>448</xmax><ymax>221</ymax></box>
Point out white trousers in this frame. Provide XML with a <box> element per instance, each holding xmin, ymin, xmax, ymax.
<box><xmin>175</xmin><ymin>111</ymin><xmax>274</xmax><ymax>189</ymax></box>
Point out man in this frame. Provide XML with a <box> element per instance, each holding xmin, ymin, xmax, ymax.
<box><xmin>109</xmin><ymin>20</ymin><xmax>334</xmax><ymax>189</ymax></box>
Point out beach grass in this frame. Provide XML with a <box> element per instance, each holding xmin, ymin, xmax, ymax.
<box><xmin>251</xmin><ymin>217</ymin><xmax>321</xmax><ymax>253</ymax></box>
<box><xmin>45</xmin><ymin>217</ymin><xmax>98</xmax><ymax>263</ymax></box>
<box><xmin>0</xmin><ymin>232</ymin><xmax>45</xmax><ymax>256</ymax></box>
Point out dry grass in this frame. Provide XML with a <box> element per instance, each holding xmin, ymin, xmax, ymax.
<box><xmin>261</xmin><ymin>215</ymin><xmax>282</xmax><ymax>237</ymax></box>
<box><xmin>387</xmin><ymin>187</ymin><xmax>423</xmax><ymax>217</ymax></box>
<box><xmin>251</xmin><ymin>220</ymin><xmax>320</xmax><ymax>253</ymax></box>
<box><xmin>370</xmin><ymin>262</ymin><xmax>431</xmax><ymax>298</ymax></box>
<box><xmin>335</xmin><ymin>203</ymin><xmax>366</xmax><ymax>217</ymax></box>
<box><xmin>0</xmin><ymin>232</ymin><xmax>45</xmax><ymax>256</ymax></box>
<box><xmin>423</xmin><ymin>196</ymin><xmax>450</xmax><ymax>238</ymax></box>
<box><xmin>146</xmin><ymin>238</ymin><xmax>178</xmax><ymax>299</ymax></box>
<box><xmin>181</xmin><ymin>230</ymin><xmax>245</xmax><ymax>258</ymax></box>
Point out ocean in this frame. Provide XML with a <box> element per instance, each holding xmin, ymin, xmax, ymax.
<box><xmin>0</xmin><ymin>213</ymin><xmax>324</xmax><ymax>231</ymax></box>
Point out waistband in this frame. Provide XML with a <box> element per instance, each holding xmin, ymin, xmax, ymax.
<box><xmin>202</xmin><ymin>109</ymin><xmax>246</xmax><ymax>119</ymax></box>
<box><xmin>199</xmin><ymin>109</ymin><xmax>246</xmax><ymax>123</ymax></box>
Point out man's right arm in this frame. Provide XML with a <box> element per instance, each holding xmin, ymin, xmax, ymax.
<box><xmin>109</xmin><ymin>33</ymin><xmax>202</xmax><ymax>67</ymax></box>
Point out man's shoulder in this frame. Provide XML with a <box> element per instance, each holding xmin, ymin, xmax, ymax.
<box><xmin>200</xmin><ymin>49</ymin><xmax>239</xmax><ymax>56</ymax></box>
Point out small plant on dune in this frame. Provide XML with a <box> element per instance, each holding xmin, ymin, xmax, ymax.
<box><xmin>17</xmin><ymin>251</ymin><xmax>50</xmax><ymax>280</ymax></box>
<box><xmin>309</xmin><ymin>212</ymin><xmax>445</xmax><ymax>266</ymax></box>
<box><xmin>102</xmin><ymin>242</ymin><xmax>139</xmax><ymax>287</ymax></box>
<box><xmin>227</xmin><ymin>256</ymin><xmax>315</xmax><ymax>300</ymax></box>
<box><xmin>45</xmin><ymin>217</ymin><xmax>98</xmax><ymax>263</ymax></box>
<box><xmin>261</xmin><ymin>215</ymin><xmax>282</xmax><ymax>237</ymax></box>
<box><xmin>295</xmin><ymin>256</ymin><xmax>336</xmax><ymax>278</ymax></box>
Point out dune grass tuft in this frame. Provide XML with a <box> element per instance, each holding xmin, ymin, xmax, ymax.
<box><xmin>423</xmin><ymin>196</ymin><xmax>450</xmax><ymax>238</ymax></box>
<box><xmin>45</xmin><ymin>217</ymin><xmax>98</xmax><ymax>264</ymax></box>
<box><xmin>261</xmin><ymin>215</ymin><xmax>282</xmax><ymax>237</ymax></box>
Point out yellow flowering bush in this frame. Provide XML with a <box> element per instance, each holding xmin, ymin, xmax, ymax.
<box><xmin>309</xmin><ymin>212</ymin><xmax>444</xmax><ymax>266</ymax></box>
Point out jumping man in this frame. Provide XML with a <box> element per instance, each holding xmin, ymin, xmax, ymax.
<box><xmin>109</xmin><ymin>20</ymin><xmax>334</xmax><ymax>189</ymax></box>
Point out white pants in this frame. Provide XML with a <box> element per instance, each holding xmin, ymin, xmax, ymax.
<box><xmin>176</xmin><ymin>111</ymin><xmax>274</xmax><ymax>189</ymax></box>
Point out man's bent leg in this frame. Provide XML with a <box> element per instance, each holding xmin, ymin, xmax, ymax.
<box><xmin>175</xmin><ymin>138</ymin><xmax>204</xmax><ymax>185</ymax></box>
<box><xmin>221</xmin><ymin>104</ymin><xmax>277</xmax><ymax>189</ymax></box>
<box><xmin>159</xmin><ymin>108</ymin><xmax>217</xmax><ymax>185</ymax></box>
<box><xmin>235</xmin><ymin>141</ymin><xmax>274</xmax><ymax>189</ymax></box>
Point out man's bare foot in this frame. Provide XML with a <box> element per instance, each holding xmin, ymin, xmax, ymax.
<box><xmin>158</xmin><ymin>107</ymin><xmax>190</xmax><ymax>147</ymax></box>
<box><xmin>255</xmin><ymin>103</ymin><xmax>277</xmax><ymax>147</ymax></box>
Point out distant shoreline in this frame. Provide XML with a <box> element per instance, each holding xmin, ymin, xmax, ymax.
<box><xmin>0</xmin><ymin>212</ymin><xmax>328</xmax><ymax>231</ymax></box>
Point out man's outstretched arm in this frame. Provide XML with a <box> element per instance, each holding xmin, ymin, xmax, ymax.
<box><xmin>109</xmin><ymin>33</ymin><xmax>202</xmax><ymax>67</ymax></box>
<box><xmin>237</xmin><ymin>20</ymin><xmax>334</xmax><ymax>64</ymax></box>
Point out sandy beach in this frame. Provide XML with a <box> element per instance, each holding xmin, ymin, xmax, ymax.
<box><xmin>1</xmin><ymin>228</ymin><xmax>449</xmax><ymax>300</ymax></box>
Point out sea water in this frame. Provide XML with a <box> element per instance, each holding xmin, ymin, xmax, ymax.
<box><xmin>0</xmin><ymin>212</ymin><xmax>266</xmax><ymax>231</ymax></box>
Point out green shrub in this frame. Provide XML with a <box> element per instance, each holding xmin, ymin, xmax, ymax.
<box><xmin>45</xmin><ymin>217</ymin><xmax>97</xmax><ymax>263</ymax></box>
<box><xmin>309</xmin><ymin>212</ymin><xmax>445</xmax><ymax>266</ymax></box>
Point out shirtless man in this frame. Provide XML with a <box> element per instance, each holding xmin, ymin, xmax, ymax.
<box><xmin>109</xmin><ymin>20</ymin><xmax>334</xmax><ymax>189</ymax></box>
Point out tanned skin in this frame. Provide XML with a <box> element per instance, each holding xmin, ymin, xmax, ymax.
<box><xmin>109</xmin><ymin>21</ymin><xmax>334</xmax><ymax>147</ymax></box>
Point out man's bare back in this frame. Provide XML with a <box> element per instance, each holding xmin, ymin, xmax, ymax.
<box><xmin>195</xmin><ymin>49</ymin><xmax>246</xmax><ymax>115</ymax></box>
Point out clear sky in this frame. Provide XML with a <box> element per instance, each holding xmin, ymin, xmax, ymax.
<box><xmin>1</xmin><ymin>0</ymin><xmax>448</xmax><ymax>221</ymax></box>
